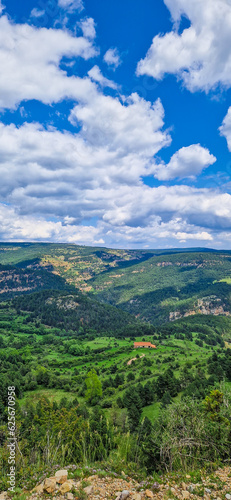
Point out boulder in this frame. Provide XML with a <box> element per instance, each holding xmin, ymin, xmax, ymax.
<box><xmin>44</xmin><ymin>477</ymin><xmax>56</xmax><ymax>494</ymax></box>
<box><xmin>55</xmin><ymin>469</ymin><xmax>68</xmax><ymax>484</ymax></box>
<box><xmin>32</xmin><ymin>482</ymin><xmax>44</xmax><ymax>494</ymax></box>
<box><xmin>120</xmin><ymin>492</ymin><xmax>131</xmax><ymax>500</ymax></box>
<box><xmin>59</xmin><ymin>480</ymin><xmax>73</xmax><ymax>494</ymax></box>
<box><xmin>225</xmin><ymin>495</ymin><xmax>231</xmax><ymax>500</ymax></box>
<box><xmin>182</xmin><ymin>492</ymin><xmax>190</xmax><ymax>499</ymax></box>
<box><xmin>0</xmin><ymin>493</ymin><xmax>8</xmax><ymax>500</ymax></box>
<box><xmin>67</xmin><ymin>493</ymin><xmax>74</xmax><ymax>500</ymax></box>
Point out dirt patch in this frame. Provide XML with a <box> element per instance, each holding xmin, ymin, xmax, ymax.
<box><xmin>127</xmin><ymin>354</ymin><xmax>145</xmax><ymax>366</ymax></box>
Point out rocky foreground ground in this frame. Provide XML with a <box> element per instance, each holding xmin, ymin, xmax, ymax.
<box><xmin>0</xmin><ymin>466</ymin><xmax>231</xmax><ymax>499</ymax></box>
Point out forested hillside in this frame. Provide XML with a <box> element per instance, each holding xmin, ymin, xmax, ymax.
<box><xmin>91</xmin><ymin>252</ymin><xmax>231</xmax><ymax>323</ymax></box>
<box><xmin>1</xmin><ymin>244</ymin><xmax>231</xmax><ymax>324</ymax></box>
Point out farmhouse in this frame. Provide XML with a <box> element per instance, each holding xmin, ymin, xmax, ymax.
<box><xmin>134</xmin><ymin>341</ymin><xmax>156</xmax><ymax>349</ymax></box>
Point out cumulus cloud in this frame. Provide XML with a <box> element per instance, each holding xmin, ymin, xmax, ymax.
<box><xmin>79</xmin><ymin>17</ymin><xmax>96</xmax><ymax>39</ymax></box>
<box><xmin>99</xmin><ymin>185</ymin><xmax>231</xmax><ymax>231</ymax></box>
<box><xmin>0</xmin><ymin>10</ymin><xmax>228</xmax><ymax>248</ymax></box>
<box><xmin>137</xmin><ymin>0</ymin><xmax>231</xmax><ymax>92</ymax></box>
<box><xmin>104</xmin><ymin>48</ymin><xmax>121</xmax><ymax>69</ymax></box>
<box><xmin>69</xmin><ymin>93</ymin><xmax>170</xmax><ymax>157</ymax></box>
<box><xmin>0</xmin><ymin>204</ymin><xmax>103</xmax><ymax>244</ymax></box>
<box><xmin>103</xmin><ymin>218</ymin><xmax>214</xmax><ymax>248</ymax></box>
<box><xmin>0</xmin><ymin>92</ymin><xmax>170</xmax><ymax>218</ymax></box>
<box><xmin>219</xmin><ymin>107</ymin><xmax>231</xmax><ymax>151</ymax></box>
<box><xmin>88</xmin><ymin>66</ymin><xmax>118</xmax><ymax>89</ymax></box>
<box><xmin>0</xmin><ymin>203</ymin><xmax>216</xmax><ymax>248</ymax></box>
<box><xmin>0</xmin><ymin>119</ymin><xmax>229</xmax><ymax>241</ymax></box>
<box><xmin>0</xmin><ymin>15</ymin><xmax>97</xmax><ymax>109</ymax></box>
<box><xmin>0</xmin><ymin>91</ymin><xmax>228</xmax><ymax>248</ymax></box>
<box><xmin>154</xmin><ymin>144</ymin><xmax>216</xmax><ymax>180</ymax></box>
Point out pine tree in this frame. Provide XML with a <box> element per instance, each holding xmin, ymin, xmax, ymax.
<box><xmin>85</xmin><ymin>369</ymin><xmax>102</xmax><ymax>405</ymax></box>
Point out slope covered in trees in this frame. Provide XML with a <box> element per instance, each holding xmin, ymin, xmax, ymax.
<box><xmin>1</xmin><ymin>244</ymin><xmax>231</xmax><ymax>324</ymax></box>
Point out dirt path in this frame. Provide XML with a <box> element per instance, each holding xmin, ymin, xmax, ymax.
<box><xmin>127</xmin><ymin>354</ymin><xmax>145</xmax><ymax>365</ymax></box>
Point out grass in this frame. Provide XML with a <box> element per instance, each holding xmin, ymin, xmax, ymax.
<box><xmin>19</xmin><ymin>388</ymin><xmax>77</xmax><ymax>406</ymax></box>
<box><xmin>214</xmin><ymin>278</ymin><xmax>231</xmax><ymax>284</ymax></box>
<box><xmin>142</xmin><ymin>402</ymin><xmax>161</xmax><ymax>421</ymax></box>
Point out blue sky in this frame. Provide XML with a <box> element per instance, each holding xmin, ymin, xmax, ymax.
<box><xmin>1</xmin><ymin>0</ymin><xmax>231</xmax><ymax>248</ymax></box>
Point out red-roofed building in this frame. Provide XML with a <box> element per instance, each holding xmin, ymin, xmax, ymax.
<box><xmin>134</xmin><ymin>341</ymin><xmax>156</xmax><ymax>349</ymax></box>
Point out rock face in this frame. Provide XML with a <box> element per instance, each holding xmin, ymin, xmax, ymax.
<box><xmin>169</xmin><ymin>296</ymin><xmax>230</xmax><ymax>321</ymax></box>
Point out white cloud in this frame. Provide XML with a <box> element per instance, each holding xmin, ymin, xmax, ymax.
<box><xmin>58</xmin><ymin>0</ymin><xmax>84</xmax><ymax>13</ymax></box>
<box><xmin>0</xmin><ymin>119</ymin><xmax>229</xmax><ymax>242</ymax></box>
<box><xmin>0</xmin><ymin>93</ymin><xmax>229</xmax><ymax>248</ymax></box>
<box><xmin>0</xmin><ymin>9</ymin><xmax>228</xmax><ymax>249</ymax></box>
<box><xmin>0</xmin><ymin>204</ymin><xmax>103</xmax><ymax>244</ymax></box>
<box><xmin>137</xmin><ymin>0</ymin><xmax>231</xmax><ymax>92</ymax></box>
<box><xmin>0</xmin><ymin>203</ymin><xmax>215</xmax><ymax>248</ymax></box>
<box><xmin>88</xmin><ymin>66</ymin><xmax>118</xmax><ymax>89</ymax></box>
<box><xmin>103</xmin><ymin>218</ymin><xmax>214</xmax><ymax>248</ymax></box>
<box><xmin>154</xmin><ymin>144</ymin><xmax>216</xmax><ymax>180</ymax></box>
<box><xmin>69</xmin><ymin>93</ymin><xmax>170</xmax><ymax>158</ymax></box>
<box><xmin>0</xmin><ymin>93</ymin><xmax>170</xmax><ymax>220</ymax></box>
<box><xmin>0</xmin><ymin>15</ymin><xmax>97</xmax><ymax>110</ymax></box>
<box><xmin>219</xmin><ymin>107</ymin><xmax>231</xmax><ymax>151</ymax></box>
<box><xmin>99</xmin><ymin>185</ymin><xmax>231</xmax><ymax>231</ymax></box>
<box><xmin>79</xmin><ymin>17</ymin><xmax>96</xmax><ymax>39</ymax></box>
<box><xmin>175</xmin><ymin>231</ymin><xmax>213</xmax><ymax>241</ymax></box>
<box><xmin>30</xmin><ymin>8</ymin><xmax>45</xmax><ymax>18</ymax></box>
<box><xmin>104</xmin><ymin>48</ymin><xmax>121</xmax><ymax>69</ymax></box>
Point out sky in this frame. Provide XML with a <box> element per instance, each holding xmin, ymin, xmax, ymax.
<box><xmin>1</xmin><ymin>0</ymin><xmax>231</xmax><ymax>249</ymax></box>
